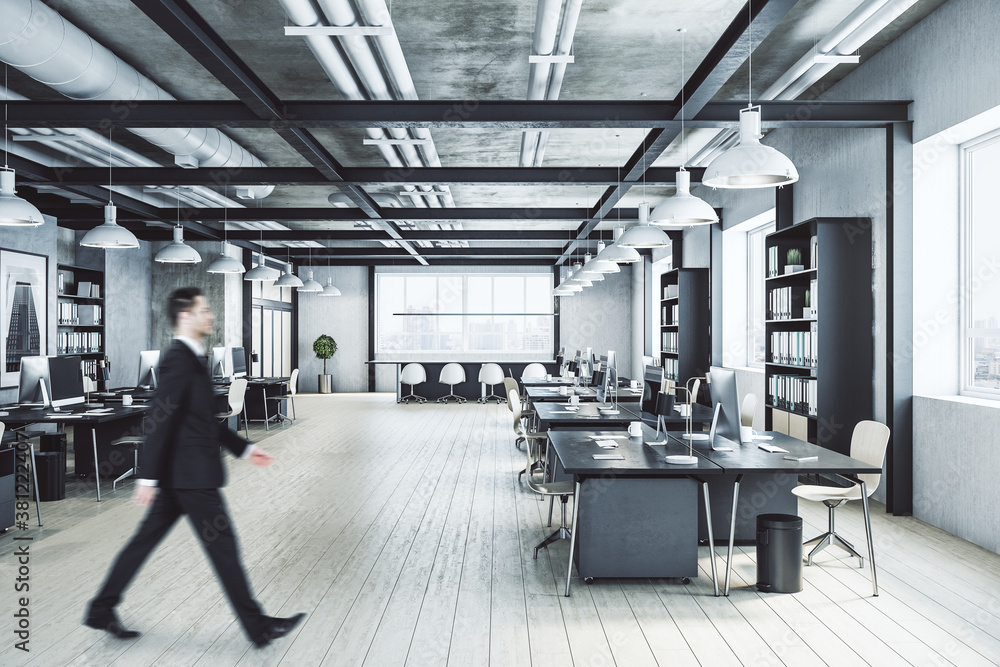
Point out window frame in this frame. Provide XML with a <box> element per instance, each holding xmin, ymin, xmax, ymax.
<box><xmin>747</xmin><ymin>219</ymin><xmax>775</xmax><ymax>369</ymax></box>
<box><xmin>960</xmin><ymin>129</ymin><xmax>1000</xmax><ymax>399</ymax></box>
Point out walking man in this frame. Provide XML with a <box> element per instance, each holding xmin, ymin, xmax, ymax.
<box><xmin>85</xmin><ymin>287</ymin><xmax>303</xmax><ymax>647</ymax></box>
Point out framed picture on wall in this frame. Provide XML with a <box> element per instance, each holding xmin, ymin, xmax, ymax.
<box><xmin>1</xmin><ymin>249</ymin><xmax>48</xmax><ymax>388</ymax></box>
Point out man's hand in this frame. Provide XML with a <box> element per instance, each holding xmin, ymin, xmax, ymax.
<box><xmin>248</xmin><ymin>447</ymin><xmax>274</xmax><ymax>467</ymax></box>
<box><xmin>133</xmin><ymin>485</ymin><xmax>157</xmax><ymax>506</ymax></box>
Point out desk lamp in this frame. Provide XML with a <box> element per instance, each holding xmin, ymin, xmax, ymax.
<box><xmin>678</xmin><ymin>377</ymin><xmax>709</xmax><ymax>441</ymax></box>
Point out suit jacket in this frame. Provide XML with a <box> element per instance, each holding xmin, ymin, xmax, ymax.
<box><xmin>139</xmin><ymin>339</ymin><xmax>250</xmax><ymax>489</ymax></box>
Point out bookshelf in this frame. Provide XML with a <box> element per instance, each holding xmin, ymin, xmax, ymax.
<box><xmin>659</xmin><ymin>268</ymin><xmax>710</xmax><ymax>396</ymax></box>
<box><xmin>763</xmin><ymin>218</ymin><xmax>872</xmax><ymax>456</ymax></box>
<box><xmin>56</xmin><ymin>264</ymin><xmax>105</xmax><ymax>377</ymax></box>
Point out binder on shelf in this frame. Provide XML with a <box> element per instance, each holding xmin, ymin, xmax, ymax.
<box><xmin>77</xmin><ymin>281</ymin><xmax>92</xmax><ymax>297</ymax></box>
<box><xmin>78</xmin><ymin>304</ymin><xmax>102</xmax><ymax>326</ymax></box>
<box><xmin>90</xmin><ymin>284</ymin><xmax>100</xmax><ymax>298</ymax></box>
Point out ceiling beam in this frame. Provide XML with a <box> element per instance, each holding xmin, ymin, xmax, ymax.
<box><xmin>4</xmin><ymin>99</ymin><xmax>910</xmax><ymax>129</ymax></box>
<box><xmin>557</xmin><ymin>0</ymin><xmax>802</xmax><ymax>264</ymax></box>
<box><xmin>296</xmin><ymin>258</ymin><xmax>558</xmax><ymax>267</ymax></box>
<box><xmin>30</xmin><ymin>166</ymin><xmax>705</xmax><ymax>187</ymax></box>
<box><xmin>221</xmin><ymin>230</ymin><xmax>609</xmax><ymax>242</ymax></box>
<box><xmin>128</xmin><ymin>0</ymin><xmax>428</xmax><ymax>265</ymax></box>
<box><xmin>288</xmin><ymin>247</ymin><xmax>566</xmax><ymax>258</ymax></box>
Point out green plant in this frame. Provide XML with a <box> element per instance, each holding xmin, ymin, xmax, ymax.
<box><xmin>313</xmin><ymin>334</ymin><xmax>337</xmax><ymax>374</ymax></box>
<box><xmin>786</xmin><ymin>248</ymin><xmax>802</xmax><ymax>266</ymax></box>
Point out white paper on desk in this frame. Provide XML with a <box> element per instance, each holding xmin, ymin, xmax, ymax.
<box><xmin>592</xmin><ymin>453</ymin><xmax>624</xmax><ymax>460</ymax></box>
<box><xmin>590</xmin><ymin>434</ymin><xmax>628</xmax><ymax>440</ymax></box>
<box><xmin>595</xmin><ymin>440</ymin><xmax>619</xmax><ymax>449</ymax></box>
<box><xmin>547</xmin><ymin>410</ymin><xmax>575</xmax><ymax>414</ymax></box>
<box><xmin>563</xmin><ymin>405</ymin><xmax>579</xmax><ymax>411</ymax></box>
<box><xmin>753</xmin><ymin>435</ymin><xmax>774</xmax><ymax>441</ymax></box>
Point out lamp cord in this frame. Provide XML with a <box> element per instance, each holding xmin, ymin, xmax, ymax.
<box><xmin>679</xmin><ymin>28</ymin><xmax>687</xmax><ymax>168</ymax></box>
<box><xmin>4</xmin><ymin>62</ymin><xmax>8</xmax><ymax>170</ymax></box>
<box><xmin>108</xmin><ymin>126</ymin><xmax>113</xmax><ymax>204</ymax></box>
<box><xmin>748</xmin><ymin>0</ymin><xmax>753</xmax><ymax>108</ymax></box>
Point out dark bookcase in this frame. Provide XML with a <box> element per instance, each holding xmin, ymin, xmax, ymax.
<box><xmin>763</xmin><ymin>217</ymin><xmax>872</xmax><ymax>456</ymax></box>
<box><xmin>659</xmin><ymin>268</ymin><xmax>711</xmax><ymax>394</ymax></box>
<box><xmin>56</xmin><ymin>264</ymin><xmax>105</xmax><ymax>377</ymax></box>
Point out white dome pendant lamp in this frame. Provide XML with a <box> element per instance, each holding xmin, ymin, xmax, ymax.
<box><xmin>155</xmin><ymin>226</ymin><xmax>202</xmax><ymax>263</ymax></box>
<box><xmin>618</xmin><ymin>202</ymin><xmax>671</xmax><ymax>248</ymax></box>
<box><xmin>80</xmin><ymin>128</ymin><xmax>139</xmax><ymax>247</ymax></box>
<box><xmin>702</xmin><ymin>3</ymin><xmax>798</xmax><ymax>189</ymax></box>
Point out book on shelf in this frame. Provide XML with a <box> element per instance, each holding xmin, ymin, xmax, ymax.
<box><xmin>769</xmin><ymin>326</ymin><xmax>818</xmax><ymax>366</ymax></box>
<box><xmin>767</xmin><ymin>373</ymin><xmax>817</xmax><ymax>416</ymax></box>
<box><xmin>57</xmin><ymin>330</ymin><xmax>102</xmax><ymax>354</ymax></box>
<box><xmin>809</xmin><ymin>235</ymin><xmax>818</xmax><ymax>270</ymax></box>
<box><xmin>662</xmin><ymin>284</ymin><xmax>679</xmax><ymax>299</ymax></box>
<box><xmin>662</xmin><ymin>357</ymin><xmax>678</xmax><ymax>381</ymax></box>
<box><xmin>77</xmin><ymin>281</ymin><xmax>92</xmax><ymax>297</ymax></box>
<box><xmin>57</xmin><ymin>273</ymin><xmax>65</xmax><ymax>295</ymax></box>
<box><xmin>90</xmin><ymin>283</ymin><xmax>100</xmax><ymax>298</ymax></box>
<box><xmin>767</xmin><ymin>246</ymin><xmax>778</xmax><ymax>278</ymax></box>
<box><xmin>660</xmin><ymin>304</ymin><xmax>679</xmax><ymax>326</ymax></box>
<box><xmin>78</xmin><ymin>304</ymin><xmax>102</xmax><ymax>326</ymax></box>
<box><xmin>661</xmin><ymin>331</ymin><xmax>678</xmax><ymax>354</ymax></box>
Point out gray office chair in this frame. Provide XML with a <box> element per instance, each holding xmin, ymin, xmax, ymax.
<box><xmin>109</xmin><ymin>416</ymin><xmax>151</xmax><ymax>491</ymax></box>
<box><xmin>503</xmin><ymin>376</ymin><xmax>534</xmax><ymax>442</ymax></box>
<box><xmin>741</xmin><ymin>393</ymin><xmax>757</xmax><ymax>428</ymax></box>
<box><xmin>266</xmin><ymin>368</ymin><xmax>298</xmax><ymax>426</ymax></box>
<box><xmin>400</xmin><ymin>363</ymin><xmax>428</xmax><ymax>403</ymax></box>
<box><xmin>217</xmin><ymin>377</ymin><xmax>250</xmax><ymax>439</ymax></box>
<box><xmin>513</xmin><ymin>387</ymin><xmax>578</xmax><ymax>596</ymax></box>
<box><xmin>437</xmin><ymin>363</ymin><xmax>467</xmax><ymax>403</ymax></box>
<box><xmin>792</xmin><ymin>420</ymin><xmax>890</xmax><ymax>596</ymax></box>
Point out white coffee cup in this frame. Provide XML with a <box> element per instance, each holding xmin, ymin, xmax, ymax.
<box><xmin>630</xmin><ymin>379</ymin><xmax>639</xmax><ymax>390</ymax></box>
<box><xmin>546</xmin><ymin>374</ymin><xmax>553</xmax><ymax>381</ymax></box>
<box><xmin>678</xmin><ymin>403</ymin><xmax>690</xmax><ymax>417</ymax></box>
<box><xmin>569</xmin><ymin>394</ymin><xmax>580</xmax><ymax>406</ymax></box>
<box><xmin>740</xmin><ymin>425</ymin><xmax>754</xmax><ymax>443</ymax></box>
<box><xmin>628</xmin><ymin>421</ymin><xmax>642</xmax><ymax>437</ymax></box>
<box><xmin>559</xmin><ymin>386</ymin><xmax>568</xmax><ymax>395</ymax></box>
<box><xmin>122</xmin><ymin>394</ymin><xmax>133</xmax><ymax>406</ymax></box>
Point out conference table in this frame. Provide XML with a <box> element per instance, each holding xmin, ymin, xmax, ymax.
<box><xmin>546</xmin><ymin>425</ymin><xmax>882</xmax><ymax>596</ymax></box>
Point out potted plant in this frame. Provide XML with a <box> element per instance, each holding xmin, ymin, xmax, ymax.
<box><xmin>784</xmin><ymin>248</ymin><xmax>804</xmax><ymax>274</ymax></box>
<box><xmin>313</xmin><ymin>334</ymin><xmax>337</xmax><ymax>394</ymax></box>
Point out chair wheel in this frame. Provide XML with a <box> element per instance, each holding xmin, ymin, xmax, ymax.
<box><xmin>682</xmin><ymin>577</ymin><xmax>691</xmax><ymax>584</ymax></box>
<box><xmin>584</xmin><ymin>577</ymin><xmax>594</xmax><ymax>585</ymax></box>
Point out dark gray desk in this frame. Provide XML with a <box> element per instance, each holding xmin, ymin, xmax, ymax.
<box><xmin>672</xmin><ymin>431</ymin><xmax>883</xmax><ymax>595</ymax></box>
<box><xmin>534</xmin><ymin>402</ymin><xmax>643</xmax><ymax>430</ymax></box>
<box><xmin>244</xmin><ymin>377</ymin><xmax>290</xmax><ymax>430</ymax></box>
<box><xmin>520</xmin><ymin>376</ymin><xmax>577</xmax><ymax>388</ymax></box>
<box><xmin>547</xmin><ymin>424</ymin><xmax>724</xmax><ymax>595</ymax></box>
<box><xmin>525</xmin><ymin>386</ymin><xmax>643</xmax><ymax>402</ymax></box>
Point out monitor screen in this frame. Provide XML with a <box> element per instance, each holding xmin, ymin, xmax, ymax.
<box><xmin>606</xmin><ymin>350</ymin><xmax>616</xmax><ymax>376</ymax></box>
<box><xmin>137</xmin><ymin>350</ymin><xmax>160</xmax><ymax>389</ymax></box>
<box><xmin>231</xmin><ymin>346</ymin><xmax>247</xmax><ymax>378</ymax></box>
<box><xmin>17</xmin><ymin>356</ymin><xmax>52</xmax><ymax>405</ymax></box>
<box><xmin>708</xmin><ymin>366</ymin><xmax>742</xmax><ymax>443</ymax></box>
<box><xmin>48</xmin><ymin>356</ymin><xmax>85</xmax><ymax>408</ymax></box>
<box><xmin>641</xmin><ymin>364</ymin><xmax>664</xmax><ymax>415</ymax></box>
<box><xmin>212</xmin><ymin>346</ymin><xmax>228</xmax><ymax>377</ymax></box>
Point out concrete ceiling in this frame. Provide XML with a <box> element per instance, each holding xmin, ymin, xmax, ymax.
<box><xmin>0</xmin><ymin>0</ymin><xmax>944</xmax><ymax>265</ymax></box>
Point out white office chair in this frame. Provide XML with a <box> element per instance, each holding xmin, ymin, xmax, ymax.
<box><xmin>477</xmin><ymin>363</ymin><xmax>506</xmax><ymax>403</ymax></box>
<box><xmin>266</xmin><ymin>368</ymin><xmax>298</xmax><ymax>426</ymax></box>
<box><xmin>400</xmin><ymin>363</ymin><xmax>428</xmax><ymax>403</ymax></box>
<box><xmin>437</xmin><ymin>363</ymin><xmax>467</xmax><ymax>403</ymax></box>
<box><xmin>792</xmin><ymin>420</ymin><xmax>890</xmax><ymax>596</ymax></box>
<box><xmin>522</xmin><ymin>363</ymin><xmax>547</xmax><ymax>379</ymax></box>
<box><xmin>217</xmin><ymin>377</ymin><xmax>249</xmax><ymax>439</ymax></box>
<box><xmin>741</xmin><ymin>393</ymin><xmax>757</xmax><ymax>428</ymax></box>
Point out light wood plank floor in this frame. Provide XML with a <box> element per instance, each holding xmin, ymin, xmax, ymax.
<box><xmin>1</xmin><ymin>394</ymin><xmax>999</xmax><ymax>666</ymax></box>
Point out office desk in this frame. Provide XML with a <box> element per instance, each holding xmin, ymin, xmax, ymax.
<box><xmin>674</xmin><ymin>431</ymin><xmax>882</xmax><ymax>595</ymax></box>
<box><xmin>525</xmin><ymin>386</ymin><xmax>643</xmax><ymax>403</ymax></box>
<box><xmin>547</xmin><ymin>425</ymin><xmax>725</xmax><ymax>595</ymax></box>
<box><xmin>520</xmin><ymin>376</ymin><xmax>577</xmax><ymax>388</ymax></box>
<box><xmin>534</xmin><ymin>402</ymin><xmax>643</xmax><ymax>430</ymax></box>
<box><xmin>243</xmin><ymin>377</ymin><xmax>290</xmax><ymax>430</ymax></box>
<box><xmin>1</xmin><ymin>404</ymin><xmax>150</xmax><ymax>508</ymax></box>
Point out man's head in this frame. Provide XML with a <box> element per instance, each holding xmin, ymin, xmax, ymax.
<box><xmin>168</xmin><ymin>287</ymin><xmax>214</xmax><ymax>340</ymax></box>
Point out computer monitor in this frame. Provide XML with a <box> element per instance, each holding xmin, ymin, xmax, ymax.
<box><xmin>17</xmin><ymin>355</ymin><xmax>52</xmax><ymax>406</ymax></box>
<box><xmin>641</xmin><ymin>364</ymin><xmax>664</xmax><ymax>415</ymax></box>
<box><xmin>709</xmin><ymin>366</ymin><xmax>742</xmax><ymax>444</ymax></box>
<box><xmin>606</xmin><ymin>350</ymin><xmax>616</xmax><ymax>376</ymax></box>
<box><xmin>231</xmin><ymin>346</ymin><xmax>247</xmax><ymax>378</ymax></box>
<box><xmin>48</xmin><ymin>355</ymin><xmax>85</xmax><ymax>409</ymax></box>
<box><xmin>137</xmin><ymin>350</ymin><xmax>160</xmax><ymax>389</ymax></box>
<box><xmin>212</xmin><ymin>346</ymin><xmax>228</xmax><ymax>377</ymax></box>
<box><xmin>597</xmin><ymin>366</ymin><xmax>618</xmax><ymax>407</ymax></box>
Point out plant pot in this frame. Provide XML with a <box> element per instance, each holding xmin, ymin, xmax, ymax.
<box><xmin>318</xmin><ymin>374</ymin><xmax>332</xmax><ymax>394</ymax></box>
<box><xmin>784</xmin><ymin>264</ymin><xmax>804</xmax><ymax>274</ymax></box>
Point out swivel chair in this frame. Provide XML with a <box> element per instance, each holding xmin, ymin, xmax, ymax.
<box><xmin>217</xmin><ymin>377</ymin><xmax>249</xmax><ymax>439</ymax></box>
<box><xmin>791</xmin><ymin>420</ymin><xmax>890</xmax><ymax>596</ymax></box>
<box><xmin>400</xmin><ymin>363</ymin><xmax>428</xmax><ymax>404</ymax></box>
<box><xmin>266</xmin><ymin>368</ymin><xmax>298</xmax><ymax>426</ymax></box>
<box><xmin>522</xmin><ymin>363</ymin><xmax>547</xmax><ymax>379</ymax></box>
<box><xmin>437</xmin><ymin>363</ymin><xmax>467</xmax><ymax>403</ymax></box>
<box><xmin>477</xmin><ymin>363</ymin><xmax>506</xmax><ymax>403</ymax></box>
<box><xmin>741</xmin><ymin>393</ymin><xmax>757</xmax><ymax>428</ymax></box>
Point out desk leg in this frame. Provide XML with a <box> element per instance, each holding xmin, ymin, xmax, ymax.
<box><xmin>724</xmin><ymin>474</ymin><xmax>743</xmax><ymax>596</ymax></box>
<box><xmin>28</xmin><ymin>443</ymin><xmax>42</xmax><ymax>526</ymax></box>
<box><xmin>93</xmin><ymin>430</ymin><xmax>101</xmax><ymax>502</ymax></box>
<box><xmin>860</xmin><ymin>481</ymin><xmax>878</xmax><ymax>597</ymax></box>
<box><xmin>565</xmin><ymin>480</ymin><xmax>581</xmax><ymax>597</ymax></box>
<box><xmin>262</xmin><ymin>386</ymin><xmax>270</xmax><ymax>431</ymax></box>
<box><xmin>396</xmin><ymin>364</ymin><xmax>401</xmax><ymax>403</ymax></box>
<box><xmin>698</xmin><ymin>478</ymin><xmax>719</xmax><ymax>597</ymax></box>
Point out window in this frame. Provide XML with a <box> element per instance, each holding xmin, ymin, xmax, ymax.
<box><xmin>376</xmin><ymin>273</ymin><xmax>553</xmax><ymax>358</ymax></box>
<box><xmin>961</xmin><ymin>131</ymin><xmax>1000</xmax><ymax>396</ymax></box>
<box><xmin>747</xmin><ymin>220</ymin><xmax>775</xmax><ymax>367</ymax></box>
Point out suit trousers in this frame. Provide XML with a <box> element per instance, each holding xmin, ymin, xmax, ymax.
<box><xmin>90</xmin><ymin>487</ymin><xmax>265</xmax><ymax>639</ymax></box>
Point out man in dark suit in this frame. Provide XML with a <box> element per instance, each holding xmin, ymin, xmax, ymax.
<box><xmin>85</xmin><ymin>287</ymin><xmax>303</xmax><ymax>648</ymax></box>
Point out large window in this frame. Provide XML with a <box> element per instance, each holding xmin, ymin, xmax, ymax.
<box><xmin>376</xmin><ymin>273</ymin><xmax>553</xmax><ymax>358</ymax></box>
<box><xmin>250</xmin><ymin>277</ymin><xmax>294</xmax><ymax>378</ymax></box>
<box><xmin>961</xmin><ymin>131</ymin><xmax>1000</xmax><ymax>396</ymax></box>
<box><xmin>747</xmin><ymin>220</ymin><xmax>775</xmax><ymax>367</ymax></box>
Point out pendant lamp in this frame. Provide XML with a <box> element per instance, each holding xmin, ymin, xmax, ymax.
<box><xmin>596</xmin><ymin>234</ymin><xmax>640</xmax><ymax>264</ymax></box>
<box><xmin>618</xmin><ymin>203</ymin><xmax>671</xmax><ymax>248</ymax></box>
<box><xmin>319</xmin><ymin>275</ymin><xmax>342</xmax><ymax>297</ymax></box>
<box><xmin>80</xmin><ymin>203</ymin><xmax>139</xmax><ymax>248</ymax></box>
<box><xmin>298</xmin><ymin>270</ymin><xmax>323</xmax><ymax>293</ymax></box>
<box><xmin>206</xmin><ymin>241</ymin><xmax>245</xmax><ymax>274</ymax></box>
<box><xmin>274</xmin><ymin>262</ymin><xmax>304</xmax><ymax>288</ymax></box>
<box><xmin>582</xmin><ymin>250</ymin><xmax>620</xmax><ymax>274</ymax></box>
<box><xmin>155</xmin><ymin>226</ymin><xmax>201</xmax><ymax>263</ymax></box>
<box><xmin>244</xmin><ymin>252</ymin><xmax>280</xmax><ymax>281</ymax></box>
<box><xmin>0</xmin><ymin>168</ymin><xmax>43</xmax><ymax>226</ymax></box>
<box><xmin>577</xmin><ymin>254</ymin><xmax>605</xmax><ymax>281</ymax></box>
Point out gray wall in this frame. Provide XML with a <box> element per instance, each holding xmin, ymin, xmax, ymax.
<box><xmin>104</xmin><ymin>242</ymin><xmax>154</xmax><ymax>389</ymax></box>
<box><xmin>0</xmin><ymin>216</ymin><xmax>59</xmax><ymax>403</ymax></box>
<box><xmin>297</xmin><ymin>266</ymin><xmax>368</xmax><ymax>393</ymax></box>
<box><xmin>559</xmin><ymin>267</ymin><xmax>632</xmax><ymax>372</ymax></box>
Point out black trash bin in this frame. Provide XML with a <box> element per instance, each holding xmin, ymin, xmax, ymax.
<box><xmin>34</xmin><ymin>451</ymin><xmax>66</xmax><ymax>501</ymax></box>
<box><xmin>756</xmin><ymin>513</ymin><xmax>802</xmax><ymax>593</ymax></box>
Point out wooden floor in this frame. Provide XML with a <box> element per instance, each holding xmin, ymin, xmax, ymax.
<box><xmin>1</xmin><ymin>393</ymin><xmax>999</xmax><ymax>666</ymax></box>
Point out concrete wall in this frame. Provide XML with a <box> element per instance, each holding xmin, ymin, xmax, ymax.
<box><xmin>297</xmin><ymin>266</ymin><xmax>368</xmax><ymax>393</ymax></box>
<box><xmin>559</xmin><ymin>267</ymin><xmax>632</xmax><ymax>374</ymax></box>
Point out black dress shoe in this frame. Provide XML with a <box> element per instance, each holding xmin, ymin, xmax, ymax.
<box><xmin>253</xmin><ymin>612</ymin><xmax>305</xmax><ymax>648</ymax></box>
<box><xmin>84</xmin><ymin>612</ymin><xmax>140</xmax><ymax>639</ymax></box>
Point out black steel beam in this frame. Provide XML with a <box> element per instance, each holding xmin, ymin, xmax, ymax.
<box><xmin>222</xmin><ymin>229</ymin><xmax>607</xmax><ymax>242</ymax></box>
<box><xmin>288</xmin><ymin>246</ymin><xmax>566</xmax><ymax>257</ymax></box>
<box><xmin>33</xmin><ymin>166</ymin><xmax>705</xmax><ymax>187</ymax></box>
<box><xmin>298</xmin><ymin>258</ymin><xmax>557</xmax><ymax>267</ymax></box>
<box><xmin>3</xmin><ymin>99</ymin><xmax>911</xmax><ymax>129</ymax></box>
<box><xmin>58</xmin><ymin>207</ymin><xmax>628</xmax><ymax>223</ymax></box>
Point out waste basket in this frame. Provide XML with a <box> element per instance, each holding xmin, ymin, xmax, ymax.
<box><xmin>756</xmin><ymin>513</ymin><xmax>802</xmax><ymax>593</ymax></box>
<box><xmin>35</xmin><ymin>451</ymin><xmax>66</xmax><ymax>501</ymax></box>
